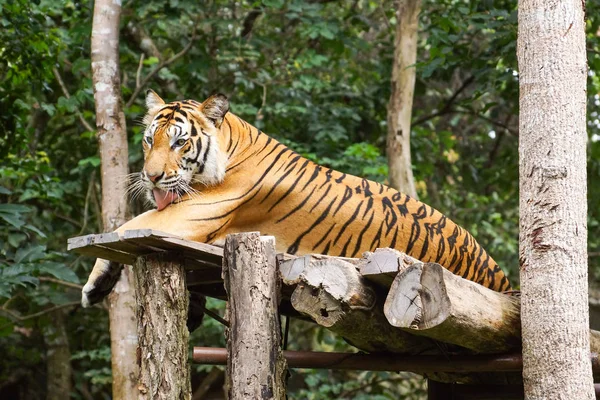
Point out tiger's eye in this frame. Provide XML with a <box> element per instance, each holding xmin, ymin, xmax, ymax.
<box><xmin>176</xmin><ymin>139</ymin><xmax>186</xmax><ymax>146</ymax></box>
<box><xmin>146</xmin><ymin>136</ymin><xmax>153</xmax><ymax>145</ymax></box>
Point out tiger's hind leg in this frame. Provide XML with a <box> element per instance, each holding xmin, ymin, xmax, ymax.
<box><xmin>81</xmin><ymin>259</ymin><xmax>123</xmax><ymax>307</ymax></box>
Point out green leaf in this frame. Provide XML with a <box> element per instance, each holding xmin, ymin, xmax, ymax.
<box><xmin>38</xmin><ymin>262</ymin><xmax>80</xmax><ymax>283</ymax></box>
<box><xmin>14</xmin><ymin>244</ymin><xmax>46</xmax><ymax>263</ymax></box>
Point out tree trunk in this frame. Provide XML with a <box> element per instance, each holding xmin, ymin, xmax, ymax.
<box><xmin>90</xmin><ymin>1</ymin><xmax>138</xmax><ymax>399</ymax></box>
<box><xmin>386</xmin><ymin>0</ymin><xmax>421</xmax><ymax>198</ymax></box>
<box><xmin>134</xmin><ymin>254</ymin><xmax>191</xmax><ymax>399</ymax></box>
<box><xmin>517</xmin><ymin>1</ymin><xmax>594</xmax><ymax>398</ymax></box>
<box><xmin>223</xmin><ymin>233</ymin><xmax>287</xmax><ymax>400</ymax></box>
<box><xmin>43</xmin><ymin>310</ymin><xmax>71</xmax><ymax>400</ymax></box>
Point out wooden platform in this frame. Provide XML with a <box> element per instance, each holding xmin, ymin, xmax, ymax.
<box><xmin>68</xmin><ymin>229</ymin><xmax>302</xmax><ymax>306</ymax></box>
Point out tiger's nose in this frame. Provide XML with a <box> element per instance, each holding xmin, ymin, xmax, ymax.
<box><xmin>146</xmin><ymin>171</ymin><xmax>164</xmax><ymax>183</ymax></box>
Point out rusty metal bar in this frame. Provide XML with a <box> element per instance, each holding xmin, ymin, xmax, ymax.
<box><xmin>193</xmin><ymin>347</ymin><xmax>600</xmax><ymax>374</ymax></box>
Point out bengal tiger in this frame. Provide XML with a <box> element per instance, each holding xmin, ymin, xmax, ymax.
<box><xmin>81</xmin><ymin>90</ymin><xmax>511</xmax><ymax>307</ymax></box>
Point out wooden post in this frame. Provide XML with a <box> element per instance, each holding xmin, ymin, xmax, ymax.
<box><xmin>223</xmin><ymin>233</ymin><xmax>287</xmax><ymax>399</ymax></box>
<box><xmin>134</xmin><ymin>254</ymin><xmax>190</xmax><ymax>399</ymax></box>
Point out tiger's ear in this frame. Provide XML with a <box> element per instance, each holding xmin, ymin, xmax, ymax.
<box><xmin>143</xmin><ymin>89</ymin><xmax>166</xmax><ymax>125</ymax></box>
<box><xmin>146</xmin><ymin>89</ymin><xmax>165</xmax><ymax>110</ymax></box>
<box><xmin>200</xmin><ymin>93</ymin><xmax>229</xmax><ymax>128</ymax></box>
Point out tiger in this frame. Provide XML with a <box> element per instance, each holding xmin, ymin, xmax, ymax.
<box><xmin>81</xmin><ymin>90</ymin><xmax>511</xmax><ymax>307</ymax></box>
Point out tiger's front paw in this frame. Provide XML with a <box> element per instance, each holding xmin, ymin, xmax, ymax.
<box><xmin>81</xmin><ymin>259</ymin><xmax>124</xmax><ymax>307</ymax></box>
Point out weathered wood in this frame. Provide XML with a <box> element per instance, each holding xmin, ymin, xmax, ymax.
<box><xmin>68</xmin><ymin>229</ymin><xmax>223</xmax><ymax>270</ymax></box>
<box><xmin>280</xmin><ymin>255</ymin><xmax>436</xmax><ymax>355</ymax></box>
<box><xmin>134</xmin><ymin>254</ymin><xmax>190</xmax><ymax>400</ymax></box>
<box><xmin>223</xmin><ymin>233</ymin><xmax>287</xmax><ymax>400</ymax></box>
<box><xmin>385</xmin><ymin>262</ymin><xmax>521</xmax><ymax>353</ymax></box>
<box><xmin>359</xmin><ymin>248</ymin><xmax>419</xmax><ymax>287</ymax></box>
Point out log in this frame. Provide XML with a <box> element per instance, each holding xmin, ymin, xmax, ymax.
<box><xmin>280</xmin><ymin>255</ymin><xmax>437</xmax><ymax>355</ymax></box>
<box><xmin>223</xmin><ymin>233</ymin><xmax>287</xmax><ymax>400</ymax></box>
<box><xmin>385</xmin><ymin>262</ymin><xmax>521</xmax><ymax>353</ymax></box>
<box><xmin>134</xmin><ymin>254</ymin><xmax>190</xmax><ymax>399</ymax></box>
<box><xmin>358</xmin><ymin>248</ymin><xmax>420</xmax><ymax>287</ymax></box>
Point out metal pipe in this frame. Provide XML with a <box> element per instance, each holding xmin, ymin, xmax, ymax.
<box><xmin>193</xmin><ymin>347</ymin><xmax>600</xmax><ymax>373</ymax></box>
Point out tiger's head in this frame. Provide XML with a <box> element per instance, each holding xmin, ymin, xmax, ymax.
<box><xmin>138</xmin><ymin>90</ymin><xmax>229</xmax><ymax>210</ymax></box>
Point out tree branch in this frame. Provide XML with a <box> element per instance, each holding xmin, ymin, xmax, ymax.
<box><xmin>0</xmin><ymin>301</ymin><xmax>81</xmax><ymax>323</ymax></box>
<box><xmin>412</xmin><ymin>75</ymin><xmax>475</xmax><ymax>127</ymax></box>
<box><xmin>52</xmin><ymin>67</ymin><xmax>95</xmax><ymax>132</ymax></box>
<box><xmin>39</xmin><ymin>277</ymin><xmax>83</xmax><ymax>290</ymax></box>
<box><xmin>125</xmin><ymin>28</ymin><xmax>198</xmax><ymax>108</ymax></box>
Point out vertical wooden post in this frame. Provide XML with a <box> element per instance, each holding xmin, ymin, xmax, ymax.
<box><xmin>223</xmin><ymin>232</ymin><xmax>287</xmax><ymax>399</ymax></box>
<box><xmin>134</xmin><ymin>254</ymin><xmax>191</xmax><ymax>399</ymax></box>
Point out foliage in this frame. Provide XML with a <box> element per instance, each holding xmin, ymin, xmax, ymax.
<box><xmin>1</xmin><ymin>0</ymin><xmax>599</xmax><ymax>398</ymax></box>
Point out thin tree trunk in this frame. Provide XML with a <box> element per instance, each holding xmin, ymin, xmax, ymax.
<box><xmin>386</xmin><ymin>0</ymin><xmax>421</xmax><ymax>198</ymax></box>
<box><xmin>90</xmin><ymin>1</ymin><xmax>138</xmax><ymax>399</ymax></box>
<box><xmin>43</xmin><ymin>310</ymin><xmax>71</xmax><ymax>400</ymax></box>
<box><xmin>518</xmin><ymin>1</ymin><xmax>594</xmax><ymax>398</ymax></box>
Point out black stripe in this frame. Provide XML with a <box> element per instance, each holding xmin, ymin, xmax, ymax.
<box><xmin>389</xmin><ymin>225</ymin><xmax>399</xmax><ymax>249</ymax></box>
<box><xmin>205</xmin><ymin>218</ymin><xmax>231</xmax><ymax>242</ymax></box>
<box><xmin>333</xmin><ymin>186</ymin><xmax>353</xmax><ymax>216</ymax></box>
<box><xmin>312</xmin><ymin>223</ymin><xmax>337</xmax><ymax>251</ymax></box>
<box><xmin>335</xmin><ymin>173</ymin><xmax>346</xmax><ymax>184</ymax></box>
<box><xmin>260</xmin><ymin>160</ymin><xmax>301</xmax><ymax>204</ymax></box>
<box><xmin>257</xmin><ymin>142</ymin><xmax>284</xmax><ymax>165</ymax></box>
<box><xmin>286</xmin><ymin>196</ymin><xmax>338</xmax><ymax>254</ymax></box>
<box><xmin>340</xmin><ymin>235</ymin><xmax>353</xmax><ymax>257</ymax></box>
<box><xmin>190</xmin><ymin>184</ymin><xmax>263</xmax><ymax>221</ymax></box>
<box><xmin>268</xmin><ymin>168</ymin><xmax>308</xmax><ymax>212</ymax></box>
<box><xmin>197</xmin><ymin>137</ymin><xmax>212</xmax><ymax>174</ymax></box>
<box><xmin>369</xmin><ymin>220</ymin><xmax>385</xmax><ymax>251</ymax></box>
<box><xmin>309</xmin><ymin>184</ymin><xmax>332</xmax><ymax>213</ymax></box>
<box><xmin>333</xmin><ymin>200</ymin><xmax>364</xmax><ymax>246</ymax></box>
<box><xmin>361</xmin><ymin>197</ymin><xmax>373</xmax><ymax>219</ymax></box>
<box><xmin>302</xmin><ymin>165</ymin><xmax>322</xmax><ymax>191</ymax></box>
<box><xmin>351</xmin><ymin>211</ymin><xmax>375</xmax><ymax>257</ymax></box>
<box><xmin>192</xmin><ymin>147</ymin><xmax>290</xmax><ymax>206</ymax></box>
<box><xmin>255</xmin><ymin>136</ymin><xmax>273</xmax><ymax>157</ymax></box>
<box><xmin>276</xmin><ymin>185</ymin><xmax>317</xmax><ymax>223</ymax></box>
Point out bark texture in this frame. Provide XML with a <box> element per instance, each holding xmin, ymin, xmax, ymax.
<box><xmin>518</xmin><ymin>1</ymin><xmax>593</xmax><ymax>398</ymax></box>
<box><xmin>223</xmin><ymin>233</ymin><xmax>287</xmax><ymax>400</ymax></box>
<box><xmin>386</xmin><ymin>0</ymin><xmax>421</xmax><ymax>198</ymax></box>
<box><xmin>134</xmin><ymin>254</ymin><xmax>191</xmax><ymax>400</ymax></box>
<box><xmin>91</xmin><ymin>0</ymin><xmax>138</xmax><ymax>398</ymax></box>
<box><xmin>43</xmin><ymin>310</ymin><xmax>72</xmax><ymax>400</ymax></box>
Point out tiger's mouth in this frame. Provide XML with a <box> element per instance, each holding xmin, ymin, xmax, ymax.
<box><xmin>152</xmin><ymin>188</ymin><xmax>180</xmax><ymax>211</ymax></box>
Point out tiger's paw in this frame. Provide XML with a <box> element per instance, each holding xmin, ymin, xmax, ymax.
<box><xmin>81</xmin><ymin>259</ymin><xmax>124</xmax><ymax>307</ymax></box>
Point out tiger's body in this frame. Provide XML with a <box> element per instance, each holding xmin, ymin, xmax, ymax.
<box><xmin>81</xmin><ymin>91</ymin><xmax>510</xmax><ymax>307</ymax></box>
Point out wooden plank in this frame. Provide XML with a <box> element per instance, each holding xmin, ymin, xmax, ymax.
<box><xmin>68</xmin><ymin>231</ymin><xmax>159</xmax><ymax>258</ymax></box>
<box><xmin>68</xmin><ymin>232</ymin><xmax>120</xmax><ymax>251</ymax></box>
<box><xmin>122</xmin><ymin>230</ymin><xmax>223</xmax><ymax>264</ymax></box>
<box><xmin>71</xmin><ymin>244</ymin><xmax>136</xmax><ymax>265</ymax></box>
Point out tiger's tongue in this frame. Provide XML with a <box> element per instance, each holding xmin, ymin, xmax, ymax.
<box><xmin>153</xmin><ymin>188</ymin><xmax>179</xmax><ymax>211</ymax></box>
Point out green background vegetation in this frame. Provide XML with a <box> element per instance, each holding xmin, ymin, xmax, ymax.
<box><xmin>1</xmin><ymin>0</ymin><xmax>599</xmax><ymax>398</ymax></box>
